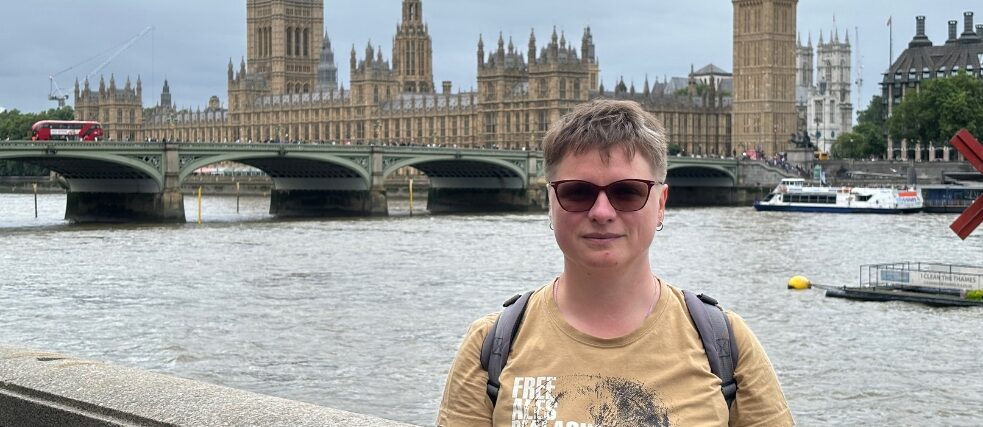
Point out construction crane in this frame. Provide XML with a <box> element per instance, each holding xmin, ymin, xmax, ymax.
<box><xmin>855</xmin><ymin>26</ymin><xmax>863</xmax><ymax>112</ymax></box>
<box><xmin>48</xmin><ymin>25</ymin><xmax>155</xmax><ymax>108</ymax></box>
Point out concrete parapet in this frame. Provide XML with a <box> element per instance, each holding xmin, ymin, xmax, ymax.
<box><xmin>0</xmin><ymin>344</ymin><xmax>412</xmax><ymax>427</ymax></box>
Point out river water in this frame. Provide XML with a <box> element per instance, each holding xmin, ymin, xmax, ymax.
<box><xmin>1</xmin><ymin>193</ymin><xmax>982</xmax><ymax>426</ymax></box>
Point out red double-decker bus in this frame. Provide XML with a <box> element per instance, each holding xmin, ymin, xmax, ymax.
<box><xmin>31</xmin><ymin>120</ymin><xmax>104</xmax><ymax>141</ymax></box>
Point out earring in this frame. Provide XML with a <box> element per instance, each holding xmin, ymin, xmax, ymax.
<box><xmin>549</xmin><ymin>219</ymin><xmax>554</xmax><ymax>230</ymax></box>
<box><xmin>656</xmin><ymin>222</ymin><xmax>664</xmax><ymax>232</ymax></box>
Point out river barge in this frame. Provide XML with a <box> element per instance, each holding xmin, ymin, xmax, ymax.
<box><xmin>813</xmin><ymin>262</ymin><xmax>983</xmax><ymax>307</ymax></box>
<box><xmin>919</xmin><ymin>184</ymin><xmax>983</xmax><ymax>213</ymax></box>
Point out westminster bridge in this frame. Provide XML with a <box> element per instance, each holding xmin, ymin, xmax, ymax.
<box><xmin>0</xmin><ymin>141</ymin><xmax>777</xmax><ymax>222</ymax></box>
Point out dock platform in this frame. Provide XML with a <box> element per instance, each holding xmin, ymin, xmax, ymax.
<box><xmin>812</xmin><ymin>262</ymin><xmax>983</xmax><ymax>307</ymax></box>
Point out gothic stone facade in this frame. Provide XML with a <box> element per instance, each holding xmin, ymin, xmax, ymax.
<box><xmin>732</xmin><ymin>0</ymin><xmax>798</xmax><ymax>156</ymax></box>
<box><xmin>80</xmin><ymin>0</ymin><xmax>731</xmax><ymax>156</ymax></box>
<box><xmin>795</xmin><ymin>29</ymin><xmax>854</xmax><ymax>154</ymax></box>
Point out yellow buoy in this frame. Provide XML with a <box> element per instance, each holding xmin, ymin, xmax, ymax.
<box><xmin>787</xmin><ymin>275</ymin><xmax>812</xmax><ymax>290</ymax></box>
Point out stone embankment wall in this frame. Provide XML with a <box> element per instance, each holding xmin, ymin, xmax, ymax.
<box><xmin>737</xmin><ymin>160</ymin><xmax>801</xmax><ymax>189</ymax></box>
<box><xmin>820</xmin><ymin>159</ymin><xmax>976</xmax><ymax>185</ymax></box>
<box><xmin>0</xmin><ymin>344</ymin><xmax>413</xmax><ymax>426</ymax></box>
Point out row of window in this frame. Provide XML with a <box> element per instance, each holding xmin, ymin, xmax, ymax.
<box><xmin>253</xmin><ymin>26</ymin><xmax>313</xmax><ymax>58</ymax></box>
<box><xmin>891</xmin><ymin>64</ymin><xmax>982</xmax><ymax>82</ymax></box>
<box><xmin>786</xmin><ymin>194</ymin><xmax>836</xmax><ymax>204</ymax></box>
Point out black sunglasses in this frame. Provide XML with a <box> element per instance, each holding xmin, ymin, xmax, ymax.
<box><xmin>549</xmin><ymin>179</ymin><xmax>660</xmax><ymax>212</ymax></box>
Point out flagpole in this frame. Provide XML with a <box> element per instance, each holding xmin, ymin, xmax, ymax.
<box><xmin>889</xmin><ymin>16</ymin><xmax>893</xmax><ymax>67</ymax></box>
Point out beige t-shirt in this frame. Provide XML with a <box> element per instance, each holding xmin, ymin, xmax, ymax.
<box><xmin>438</xmin><ymin>279</ymin><xmax>793</xmax><ymax>427</ymax></box>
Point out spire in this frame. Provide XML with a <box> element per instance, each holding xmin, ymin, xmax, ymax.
<box><xmin>844</xmin><ymin>29</ymin><xmax>850</xmax><ymax>44</ymax></box>
<box><xmin>136</xmin><ymin>75</ymin><xmax>141</xmax><ymax>94</ymax></box>
<box><xmin>124</xmin><ymin>75</ymin><xmax>131</xmax><ymax>91</ymax></box>
<box><xmin>109</xmin><ymin>74</ymin><xmax>116</xmax><ymax>91</ymax></box>
<box><xmin>559</xmin><ymin>31</ymin><xmax>566</xmax><ymax>48</ymax></box>
<box><xmin>497</xmin><ymin>32</ymin><xmax>505</xmax><ymax>52</ymax></box>
<box><xmin>508</xmin><ymin>36</ymin><xmax>514</xmax><ymax>54</ymax></box>
<box><xmin>239</xmin><ymin>57</ymin><xmax>246</xmax><ymax>75</ymax></box>
<box><xmin>581</xmin><ymin>26</ymin><xmax>595</xmax><ymax>62</ymax></box>
<box><xmin>477</xmin><ymin>34</ymin><xmax>485</xmax><ymax>65</ymax></box>
<box><xmin>528</xmin><ymin>28</ymin><xmax>536</xmax><ymax>63</ymax></box>
<box><xmin>808</xmin><ymin>32</ymin><xmax>812</xmax><ymax>47</ymax></box>
<box><xmin>377</xmin><ymin>45</ymin><xmax>383</xmax><ymax>64</ymax></box>
<box><xmin>643</xmin><ymin>74</ymin><xmax>650</xmax><ymax>97</ymax></box>
<box><xmin>228</xmin><ymin>58</ymin><xmax>234</xmax><ymax>81</ymax></box>
<box><xmin>818</xmin><ymin>30</ymin><xmax>824</xmax><ymax>44</ymax></box>
<box><xmin>551</xmin><ymin>26</ymin><xmax>558</xmax><ymax>44</ymax></box>
<box><xmin>350</xmin><ymin>44</ymin><xmax>357</xmax><ymax>69</ymax></box>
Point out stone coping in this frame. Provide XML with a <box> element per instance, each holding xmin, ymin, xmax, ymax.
<box><xmin>0</xmin><ymin>344</ymin><xmax>414</xmax><ymax>426</ymax></box>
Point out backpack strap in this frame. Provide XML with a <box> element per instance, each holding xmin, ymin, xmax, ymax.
<box><xmin>682</xmin><ymin>290</ymin><xmax>739</xmax><ymax>408</ymax></box>
<box><xmin>479</xmin><ymin>290</ymin><xmax>534</xmax><ymax>407</ymax></box>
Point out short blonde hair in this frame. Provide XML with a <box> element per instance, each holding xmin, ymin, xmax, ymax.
<box><xmin>542</xmin><ymin>99</ymin><xmax>668</xmax><ymax>181</ymax></box>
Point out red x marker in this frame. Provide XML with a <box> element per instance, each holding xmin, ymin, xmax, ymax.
<box><xmin>949</xmin><ymin>129</ymin><xmax>983</xmax><ymax>240</ymax></box>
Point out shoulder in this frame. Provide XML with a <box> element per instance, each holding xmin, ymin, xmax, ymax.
<box><xmin>461</xmin><ymin>312</ymin><xmax>498</xmax><ymax>346</ymax></box>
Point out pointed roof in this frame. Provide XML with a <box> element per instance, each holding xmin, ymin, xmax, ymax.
<box><xmin>692</xmin><ymin>63</ymin><xmax>732</xmax><ymax>76</ymax></box>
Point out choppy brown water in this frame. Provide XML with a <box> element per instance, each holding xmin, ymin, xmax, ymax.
<box><xmin>2</xmin><ymin>193</ymin><xmax>982</xmax><ymax>425</ymax></box>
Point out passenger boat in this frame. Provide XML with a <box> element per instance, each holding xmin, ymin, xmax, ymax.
<box><xmin>754</xmin><ymin>178</ymin><xmax>923</xmax><ymax>213</ymax></box>
<box><xmin>812</xmin><ymin>262</ymin><xmax>983</xmax><ymax>307</ymax></box>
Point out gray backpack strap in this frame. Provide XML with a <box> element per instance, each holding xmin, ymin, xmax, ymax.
<box><xmin>683</xmin><ymin>290</ymin><xmax>739</xmax><ymax>408</ymax></box>
<box><xmin>479</xmin><ymin>290</ymin><xmax>534</xmax><ymax>407</ymax></box>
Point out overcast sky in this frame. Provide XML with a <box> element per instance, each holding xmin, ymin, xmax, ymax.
<box><xmin>0</xmin><ymin>1</ymin><xmax>977</xmax><ymax>114</ymax></box>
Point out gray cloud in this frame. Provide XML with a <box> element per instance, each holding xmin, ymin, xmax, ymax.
<box><xmin>0</xmin><ymin>0</ymin><xmax>976</xmax><ymax>115</ymax></box>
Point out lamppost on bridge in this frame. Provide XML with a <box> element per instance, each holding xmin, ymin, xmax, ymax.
<box><xmin>374</xmin><ymin>120</ymin><xmax>381</xmax><ymax>146</ymax></box>
<box><xmin>167</xmin><ymin>116</ymin><xmax>175</xmax><ymax>143</ymax></box>
<box><xmin>814</xmin><ymin>115</ymin><xmax>823</xmax><ymax>155</ymax></box>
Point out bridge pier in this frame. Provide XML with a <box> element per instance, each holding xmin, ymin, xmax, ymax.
<box><xmin>269</xmin><ymin>189</ymin><xmax>388</xmax><ymax>217</ymax></box>
<box><xmin>426</xmin><ymin>188</ymin><xmax>541</xmax><ymax>213</ymax></box>
<box><xmin>667</xmin><ymin>186</ymin><xmax>770</xmax><ymax>206</ymax></box>
<box><xmin>65</xmin><ymin>189</ymin><xmax>185</xmax><ymax>223</ymax></box>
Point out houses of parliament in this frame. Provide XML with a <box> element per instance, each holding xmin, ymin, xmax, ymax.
<box><xmin>71</xmin><ymin>0</ymin><xmax>799</xmax><ymax>156</ymax></box>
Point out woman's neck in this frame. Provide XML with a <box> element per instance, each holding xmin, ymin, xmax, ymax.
<box><xmin>554</xmin><ymin>262</ymin><xmax>660</xmax><ymax>339</ymax></box>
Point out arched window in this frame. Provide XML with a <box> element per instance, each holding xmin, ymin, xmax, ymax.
<box><xmin>295</xmin><ymin>28</ymin><xmax>302</xmax><ymax>56</ymax></box>
<box><xmin>286</xmin><ymin>28</ymin><xmax>293</xmax><ymax>57</ymax></box>
<box><xmin>303</xmin><ymin>29</ymin><xmax>309</xmax><ymax>57</ymax></box>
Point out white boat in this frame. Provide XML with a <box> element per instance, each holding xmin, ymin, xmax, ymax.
<box><xmin>754</xmin><ymin>178</ymin><xmax>923</xmax><ymax>213</ymax></box>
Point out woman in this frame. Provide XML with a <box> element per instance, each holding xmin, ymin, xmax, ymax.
<box><xmin>438</xmin><ymin>100</ymin><xmax>792</xmax><ymax>426</ymax></box>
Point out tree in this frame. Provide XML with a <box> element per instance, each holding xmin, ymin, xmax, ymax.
<box><xmin>887</xmin><ymin>72</ymin><xmax>983</xmax><ymax>146</ymax></box>
<box><xmin>831</xmin><ymin>123</ymin><xmax>886</xmax><ymax>159</ymax></box>
<box><xmin>831</xmin><ymin>96</ymin><xmax>888</xmax><ymax>159</ymax></box>
<box><xmin>0</xmin><ymin>107</ymin><xmax>72</xmax><ymax>176</ymax></box>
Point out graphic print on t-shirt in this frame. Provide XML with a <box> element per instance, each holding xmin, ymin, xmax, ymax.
<box><xmin>509</xmin><ymin>374</ymin><xmax>673</xmax><ymax>427</ymax></box>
